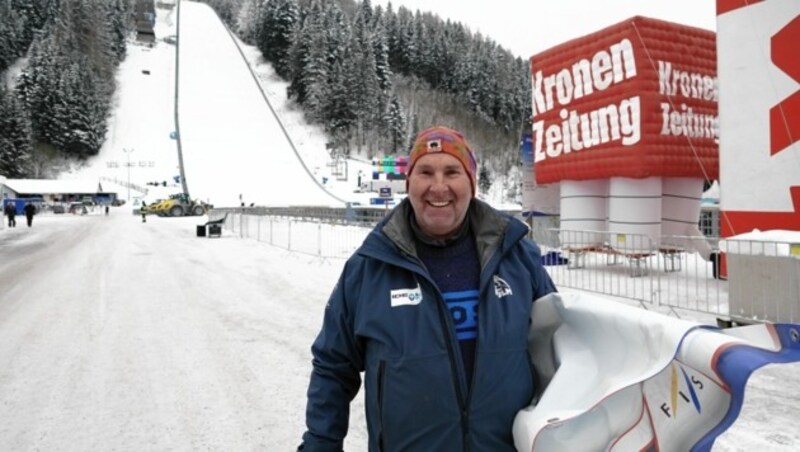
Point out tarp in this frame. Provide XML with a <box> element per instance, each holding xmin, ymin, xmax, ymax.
<box><xmin>513</xmin><ymin>292</ymin><xmax>800</xmax><ymax>451</ymax></box>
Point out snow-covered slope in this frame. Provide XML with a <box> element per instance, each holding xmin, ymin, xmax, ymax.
<box><xmin>65</xmin><ymin>1</ymin><xmax>375</xmax><ymax>208</ymax></box>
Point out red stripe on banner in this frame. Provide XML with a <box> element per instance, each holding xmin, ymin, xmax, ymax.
<box><xmin>771</xmin><ymin>91</ymin><xmax>800</xmax><ymax>155</ymax></box>
<box><xmin>765</xmin><ymin>324</ymin><xmax>781</xmax><ymax>351</ymax></box>
<box><xmin>721</xmin><ymin>187</ymin><xmax>800</xmax><ymax>237</ymax></box>
<box><xmin>710</xmin><ymin>343</ymin><xmax>736</xmax><ymax>392</ymax></box>
<box><xmin>717</xmin><ymin>0</ymin><xmax>764</xmax><ymax>16</ymax></box>
<box><xmin>770</xmin><ymin>16</ymin><xmax>800</xmax><ymax>155</ymax></box>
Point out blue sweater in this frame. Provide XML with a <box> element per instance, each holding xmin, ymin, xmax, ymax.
<box><xmin>416</xmin><ymin>228</ymin><xmax>481</xmax><ymax>388</ymax></box>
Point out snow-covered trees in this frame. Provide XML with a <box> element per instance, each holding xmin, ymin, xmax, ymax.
<box><xmin>0</xmin><ymin>0</ymin><xmax>60</xmax><ymax>74</ymax></box>
<box><xmin>200</xmin><ymin>0</ymin><xmax>530</xmax><ymax>160</ymax></box>
<box><xmin>0</xmin><ymin>84</ymin><xmax>33</xmax><ymax>177</ymax></box>
<box><xmin>255</xmin><ymin>0</ymin><xmax>300</xmax><ymax>79</ymax></box>
<box><xmin>0</xmin><ymin>1</ymin><xmax>24</xmax><ymax>73</ymax></box>
<box><xmin>241</xmin><ymin>0</ymin><xmax>531</xmax><ymax>156</ymax></box>
<box><xmin>0</xmin><ymin>0</ymin><xmax>131</xmax><ymax>176</ymax></box>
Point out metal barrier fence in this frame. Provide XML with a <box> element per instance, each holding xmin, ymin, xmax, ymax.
<box><xmin>210</xmin><ymin>211</ymin><xmax>798</xmax><ymax>324</ymax></box>
<box><xmin>538</xmin><ymin>230</ymin><xmax>728</xmax><ymax>317</ymax></box>
<box><xmin>537</xmin><ymin>229</ymin><xmax>799</xmax><ymax>324</ymax></box>
<box><xmin>211</xmin><ymin>210</ymin><xmax>371</xmax><ymax>259</ymax></box>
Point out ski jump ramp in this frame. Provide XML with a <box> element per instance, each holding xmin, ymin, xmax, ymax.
<box><xmin>177</xmin><ymin>2</ymin><xmax>343</xmax><ymax>208</ymax></box>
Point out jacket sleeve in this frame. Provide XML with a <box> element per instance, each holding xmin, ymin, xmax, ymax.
<box><xmin>522</xmin><ymin>239</ymin><xmax>558</xmax><ymax>300</ymax></box>
<box><xmin>300</xmin><ymin>260</ymin><xmax>365</xmax><ymax>451</ymax></box>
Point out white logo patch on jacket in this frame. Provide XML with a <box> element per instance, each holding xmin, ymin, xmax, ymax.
<box><xmin>493</xmin><ymin>275</ymin><xmax>513</xmax><ymax>298</ymax></box>
<box><xmin>391</xmin><ymin>285</ymin><xmax>423</xmax><ymax>307</ymax></box>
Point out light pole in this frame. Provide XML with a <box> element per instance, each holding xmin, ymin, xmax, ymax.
<box><xmin>123</xmin><ymin>148</ymin><xmax>134</xmax><ymax>202</ymax></box>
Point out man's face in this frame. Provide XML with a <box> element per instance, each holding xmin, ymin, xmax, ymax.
<box><xmin>407</xmin><ymin>153</ymin><xmax>472</xmax><ymax>240</ymax></box>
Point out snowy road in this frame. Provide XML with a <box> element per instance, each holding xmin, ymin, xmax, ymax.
<box><xmin>0</xmin><ymin>210</ymin><xmax>367</xmax><ymax>451</ymax></box>
<box><xmin>1</xmin><ymin>211</ymin><xmax>798</xmax><ymax>450</ymax></box>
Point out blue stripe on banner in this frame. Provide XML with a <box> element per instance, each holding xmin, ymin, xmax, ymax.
<box><xmin>444</xmin><ymin>290</ymin><xmax>479</xmax><ymax>342</ymax></box>
<box><xmin>691</xmin><ymin>324</ymin><xmax>800</xmax><ymax>451</ymax></box>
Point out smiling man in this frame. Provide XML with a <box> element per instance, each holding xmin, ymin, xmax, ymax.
<box><xmin>406</xmin><ymin>127</ymin><xmax>475</xmax><ymax>240</ymax></box>
<box><xmin>299</xmin><ymin>126</ymin><xmax>556</xmax><ymax>451</ymax></box>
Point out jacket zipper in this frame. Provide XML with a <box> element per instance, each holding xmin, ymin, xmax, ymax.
<box><xmin>463</xmin><ymin>252</ymin><xmax>503</xmax><ymax>451</ymax></box>
<box><xmin>400</xmin><ymin>251</ymin><xmax>472</xmax><ymax>450</ymax></box>
<box><xmin>377</xmin><ymin>360</ymin><xmax>387</xmax><ymax>452</ymax></box>
<box><xmin>432</xmin><ymin>283</ymin><xmax>469</xmax><ymax>450</ymax></box>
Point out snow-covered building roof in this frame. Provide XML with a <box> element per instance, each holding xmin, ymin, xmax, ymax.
<box><xmin>2</xmin><ymin>179</ymin><xmax>107</xmax><ymax>196</ymax></box>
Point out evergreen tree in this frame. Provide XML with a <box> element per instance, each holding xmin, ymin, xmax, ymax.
<box><xmin>298</xmin><ymin>8</ymin><xmax>329</xmax><ymax>119</ymax></box>
<box><xmin>349</xmin><ymin>1</ymin><xmax>382</xmax><ymax>150</ymax></box>
<box><xmin>15</xmin><ymin>35</ymin><xmax>61</xmax><ymax>144</ymax></box>
<box><xmin>390</xmin><ymin>6</ymin><xmax>415</xmax><ymax>75</ymax></box>
<box><xmin>478</xmin><ymin>165</ymin><xmax>492</xmax><ymax>196</ymax></box>
<box><xmin>324</xmin><ymin>52</ymin><xmax>357</xmax><ymax>155</ymax></box>
<box><xmin>384</xmin><ymin>94</ymin><xmax>405</xmax><ymax>153</ymax></box>
<box><xmin>36</xmin><ymin>0</ymin><xmax>61</xmax><ymax>29</ymax></box>
<box><xmin>255</xmin><ymin>0</ymin><xmax>299</xmax><ymax>79</ymax></box>
<box><xmin>0</xmin><ymin>84</ymin><xmax>33</xmax><ymax>177</ymax></box>
<box><xmin>0</xmin><ymin>1</ymin><xmax>24</xmax><ymax>72</ymax></box>
<box><xmin>106</xmin><ymin>0</ymin><xmax>130</xmax><ymax>63</ymax></box>
<box><xmin>11</xmin><ymin>0</ymin><xmax>37</xmax><ymax>48</ymax></box>
<box><xmin>286</xmin><ymin>0</ymin><xmax>319</xmax><ymax>105</ymax></box>
<box><xmin>317</xmin><ymin>2</ymin><xmax>349</xmax><ymax>133</ymax></box>
<box><xmin>372</xmin><ymin>17</ymin><xmax>391</xmax><ymax>94</ymax></box>
<box><xmin>53</xmin><ymin>58</ymin><xmax>106</xmax><ymax>157</ymax></box>
<box><xmin>17</xmin><ymin>22</ymin><xmax>110</xmax><ymax>159</ymax></box>
<box><xmin>54</xmin><ymin>0</ymin><xmax>117</xmax><ymax>89</ymax></box>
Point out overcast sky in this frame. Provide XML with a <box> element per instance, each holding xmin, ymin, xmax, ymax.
<box><xmin>372</xmin><ymin>0</ymin><xmax>717</xmax><ymax>58</ymax></box>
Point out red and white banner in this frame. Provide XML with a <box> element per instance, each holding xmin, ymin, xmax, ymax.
<box><xmin>717</xmin><ymin>0</ymin><xmax>800</xmax><ymax>236</ymax></box>
<box><xmin>530</xmin><ymin>17</ymin><xmax>718</xmax><ymax>184</ymax></box>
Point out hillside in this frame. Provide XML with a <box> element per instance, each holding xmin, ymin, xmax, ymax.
<box><xmin>61</xmin><ymin>0</ymin><xmax>522</xmax><ymax>209</ymax></box>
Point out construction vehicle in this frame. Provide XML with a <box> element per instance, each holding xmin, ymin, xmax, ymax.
<box><xmin>150</xmin><ymin>193</ymin><xmax>210</xmax><ymax>217</ymax></box>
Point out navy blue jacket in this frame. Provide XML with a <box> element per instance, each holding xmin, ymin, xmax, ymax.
<box><xmin>301</xmin><ymin>199</ymin><xmax>556</xmax><ymax>451</ymax></box>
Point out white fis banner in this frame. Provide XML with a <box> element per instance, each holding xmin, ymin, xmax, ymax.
<box><xmin>513</xmin><ymin>293</ymin><xmax>800</xmax><ymax>451</ymax></box>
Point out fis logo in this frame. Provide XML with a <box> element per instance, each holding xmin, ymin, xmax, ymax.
<box><xmin>660</xmin><ymin>363</ymin><xmax>704</xmax><ymax>419</ymax></box>
<box><xmin>390</xmin><ymin>285</ymin><xmax>423</xmax><ymax>307</ymax></box>
<box><xmin>493</xmin><ymin>275</ymin><xmax>513</xmax><ymax>298</ymax></box>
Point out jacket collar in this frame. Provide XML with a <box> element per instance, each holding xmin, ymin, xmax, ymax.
<box><xmin>369</xmin><ymin>198</ymin><xmax>526</xmax><ymax>269</ymax></box>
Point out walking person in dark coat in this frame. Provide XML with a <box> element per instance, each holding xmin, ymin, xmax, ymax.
<box><xmin>23</xmin><ymin>202</ymin><xmax>36</xmax><ymax>227</ymax></box>
<box><xmin>4</xmin><ymin>202</ymin><xmax>16</xmax><ymax>227</ymax></box>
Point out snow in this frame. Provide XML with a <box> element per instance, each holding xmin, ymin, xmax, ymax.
<box><xmin>720</xmin><ymin>230</ymin><xmax>800</xmax><ymax>257</ymax></box>
<box><xmin>0</xmin><ymin>2</ymin><xmax>797</xmax><ymax>451</ymax></box>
